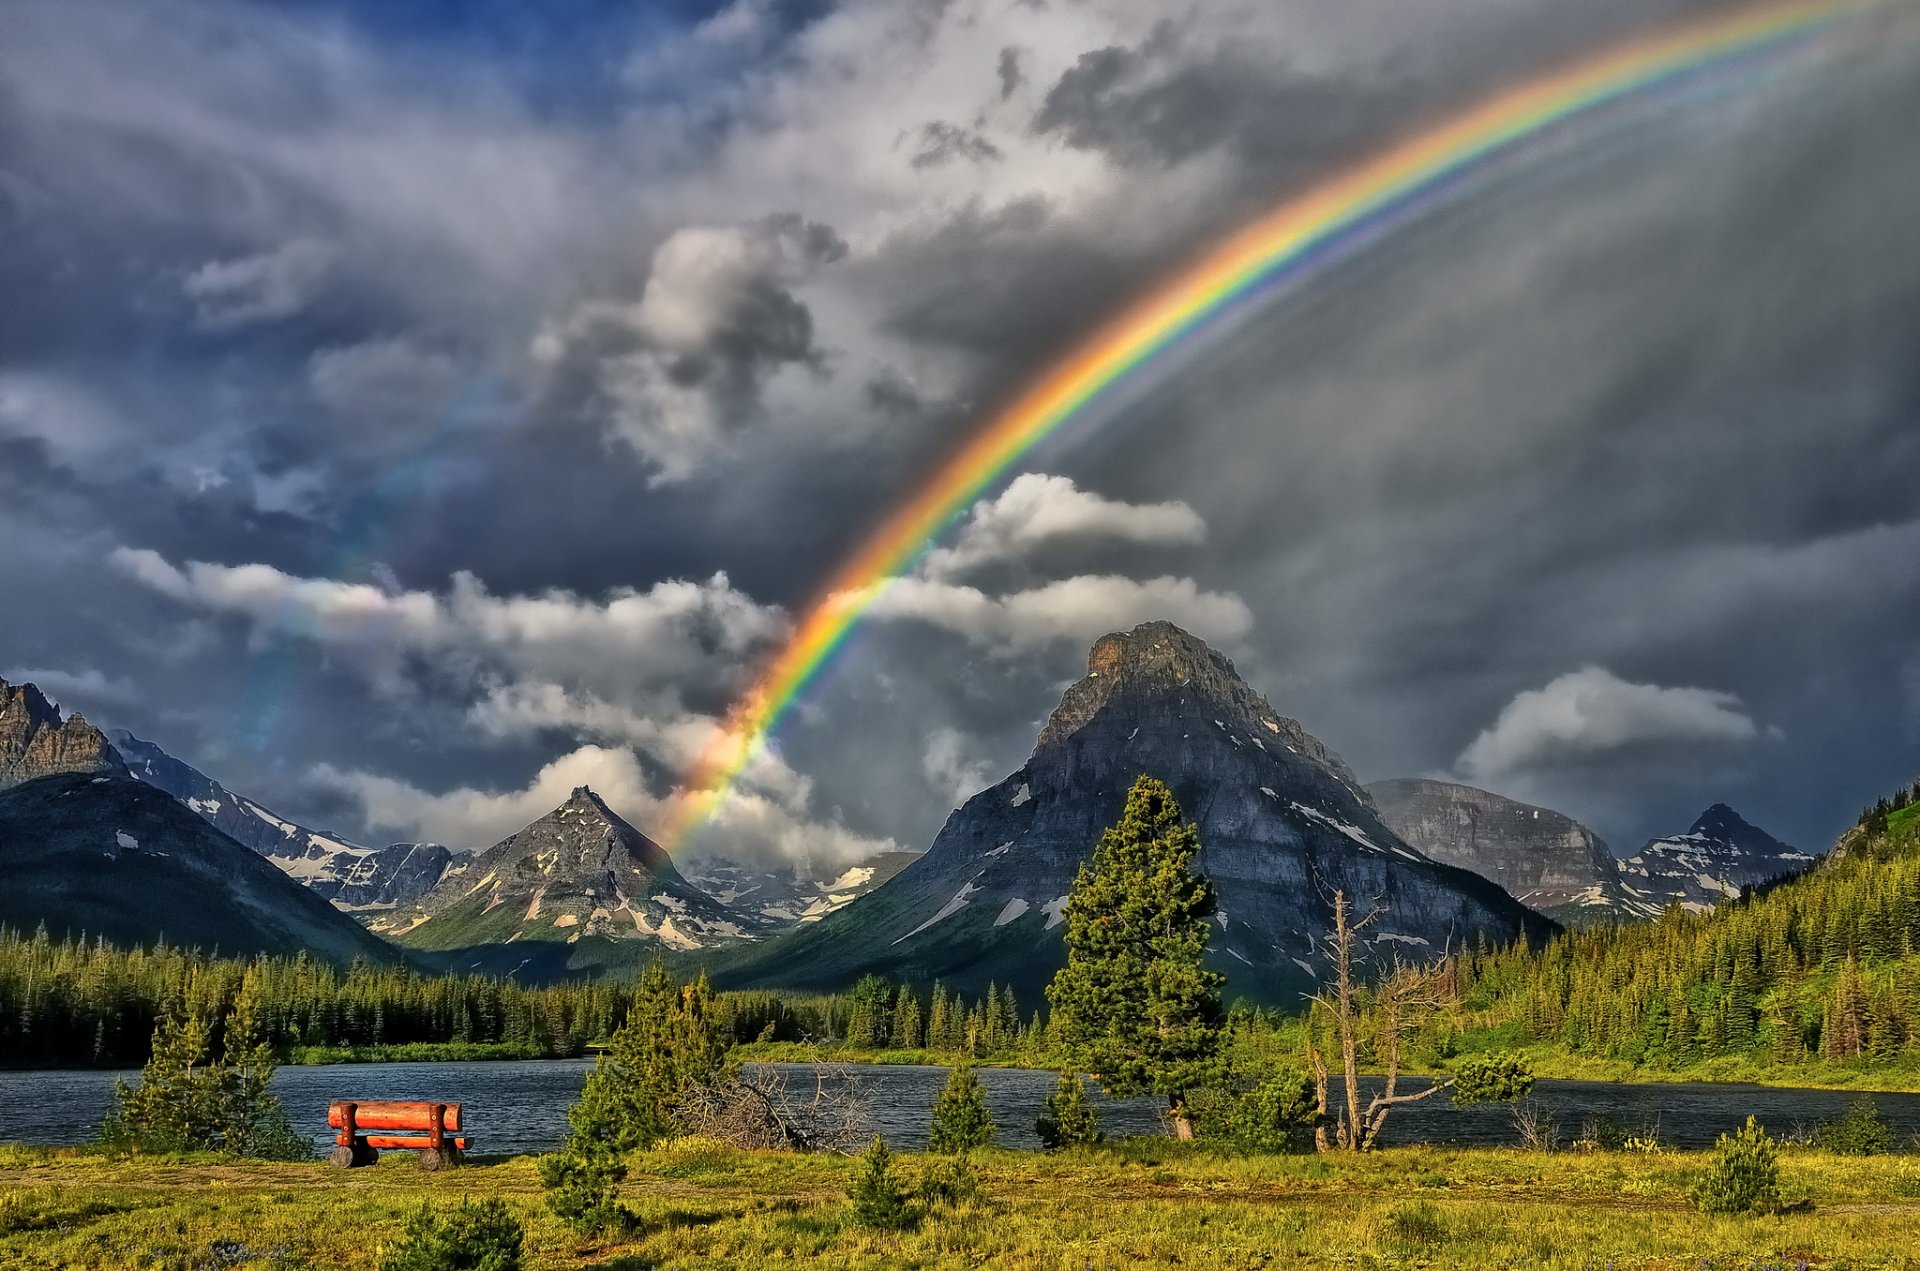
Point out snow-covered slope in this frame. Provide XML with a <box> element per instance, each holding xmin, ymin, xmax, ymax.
<box><xmin>387</xmin><ymin>786</ymin><xmax>765</xmax><ymax>958</ymax></box>
<box><xmin>681</xmin><ymin>852</ymin><xmax>919</xmax><ymax>926</ymax></box>
<box><xmin>1614</xmin><ymin>804</ymin><xmax>1817</xmax><ymax>916</ymax></box>
<box><xmin>110</xmin><ymin>730</ymin><xmax>458</xmax><ymax>911</ymax></box>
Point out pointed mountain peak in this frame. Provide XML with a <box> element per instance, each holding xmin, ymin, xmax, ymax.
<box><xmin>1688</xmin><ymin>803</ymin><xmax>1754</xmax><ymax>837</ymax></box>
<box><xmin>1</xmin><ymin>676</ymin><xmax>125</xmax><ymax>792</ymax></box>
<box><xmin>1</xmin><ymin>677</ymin><xmax>62</xmax><ymax>730</ymax></box>
<box><xmin>1037</xmin><ymin>621</ymin><xmax>1315</xmax><ymax>755</ymax></box>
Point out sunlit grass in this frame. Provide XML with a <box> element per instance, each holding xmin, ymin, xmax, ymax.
<box><xmin>4</xmin><ymin>1136</ymin><xmax>1920</xmax><ymax>1268</ymax></box>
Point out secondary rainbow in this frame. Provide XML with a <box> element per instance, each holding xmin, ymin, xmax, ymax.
<box><xmin>660</xmin><ymin>0</ymin><xmax>1848</xmax><ymax>852</ymax></box>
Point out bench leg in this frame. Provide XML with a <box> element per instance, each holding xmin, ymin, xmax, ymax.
<box><xmin>417</xmin><ymin>1147</ymin><xmax>449</xmax><ymax>1172</ymax></box>
<box><xmin>329</xmin><ymin>1137</ymin><xmax>378</xmax><ymax>1168</ymax></box>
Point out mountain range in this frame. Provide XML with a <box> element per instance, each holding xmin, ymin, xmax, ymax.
<box><xmin>109</xmin><ymin>730</ymin><xmax>456</xmax><ymax>911</ymax></box>
<box><xmin>0</xmin><ymin>631</ymin><xmax>1829</xmax><ymax>996</ymax></box>
<box><xmin>712</xmin><ymin>621</ymin><xmax>1557</xmax><ymax>1002</ymax></box>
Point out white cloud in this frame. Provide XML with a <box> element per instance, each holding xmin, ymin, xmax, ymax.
<box><xmin>1457</xmin><ymin>665</ymin><xmax>1769</xmax><ymax>781</ymax></box>
<box><xmin>110</xmin><ymin>547</ymin><xmax>783</xmax><ymax>700</ymax></box>
<box><xmin>116</xmin><ymin>547</ymin><xmax>890</xmax><ymax>872</ymax></box>
<box><xmin>922</xmin><ymin>472</ymin><xmax>1206</xmax><ymax>579</ymax></box>
<box><xmin>922</xmin><ymin>726</ymin><xmax>996</xmax><ymax>806</ymax></box>
<box><xmin>183</xmin><ymin>239</ymin><xmax>338</xmax><ymax>331</ymax></box>
<box><xmin>860</xmin><ymin>573</ymin><xmax>1252</xmax><ymax>651</ymax></box>
<box><xmin>530</xmin><ymin>217</ymin><xmax>845</xmax><ymax>481</ymax></box>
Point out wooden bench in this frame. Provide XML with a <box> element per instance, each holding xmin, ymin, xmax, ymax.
<box><xmin>327</xmin><ymin>1100</ymin><xmax>471</xmax><ymax>1170</ymax></box>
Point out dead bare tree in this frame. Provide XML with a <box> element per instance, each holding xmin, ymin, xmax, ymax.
<box><xmin>1307</xmin><ymin>888</ymin><xmax>1466</xmax><ymax>1152</ymax></box>
<box><xmin>674</xmin><ymin>1063</ymin><xmax>871</xmax><ymax>1154</ymax></box>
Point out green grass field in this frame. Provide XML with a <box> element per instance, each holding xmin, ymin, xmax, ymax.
<box><xmin>5</xmin><ymin>1137</ymin><xmax>1920</xmax><ymax>1269</ymax></box>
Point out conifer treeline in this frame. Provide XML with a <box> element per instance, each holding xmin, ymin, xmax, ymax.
<box><xmin>835</xmin><ymin>973</ymin><xmax>1039</xmax><ymax>1055</ymax></box>
<box><xmin>1858</xmin><ymin>782</ymin><xmax>1920</xmax><ymax>835</ymax></box>
<box><xmin>1455</xmin><ymin>810</ymin><xmax>1920</xmax><ymax>1069</ymax></box>
<box><xmin>0</xmin><ymin>929</ymin><xmax>631</xmax><ymax>1068</ymax></box>
<box><xmin>0</xmin><ymin>929</ymin><xmax>1048</xmax><ymax>1068</ymax></box>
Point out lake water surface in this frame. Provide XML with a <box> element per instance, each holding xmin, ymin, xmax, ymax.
<box><xmin>2</xmin><ymin>1061</ymin><xmax>1916</xmax><ymax>1154</ymax></box>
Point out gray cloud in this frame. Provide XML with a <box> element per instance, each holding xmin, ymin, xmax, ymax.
<box><xmin>910</xmin><ymin>121</ymin><xmax>1005</xmax><ymax>169</ymax></box>
<box><xmin>3</xmin><ymin>0</ymin><xmax>1917</xmax><ymax>875</ymax></box>
<box><xmin>183</xmin><ymin>240</ymin><xmax>339</xmax><ymax>331</ymax></box>
<box><xmin>530</xmin><ymin>215</ymin><xmax>848</xmax><ymax>481</ymax></box>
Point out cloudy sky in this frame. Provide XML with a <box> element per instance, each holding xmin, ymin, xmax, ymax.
<box><xmin>4</xmin><ymin>0</ymin><xmax>1918</xmax><ymax>872</ymax></box>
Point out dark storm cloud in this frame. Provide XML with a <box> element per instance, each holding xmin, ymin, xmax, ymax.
<box><xmin>4</xmin><ymin>0</ymin><xmax>1918</xmax><ymax>872</ymax></box>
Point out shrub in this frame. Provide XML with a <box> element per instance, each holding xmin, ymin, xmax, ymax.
<box><xmin>1693</xmin><ymin>1116</ymin><xmax>1783</xmax><ymax>1215</ymax></box>
<box><xmin>379</xmin><ymin>1199</ymin><xmax>524</xmax><ymax>1271</ymax></box>
<box><xmin>1815</xmin><ymin>1095</ymin><xmax>1894</xmax><ymax>1156</ymax></box>
<box><xmin>847</xmin><ymin>1136</ymin><xmax>915</xmax><ymax>1230</ymax></box>
<box><xmin>917</xmin><ymin>1152</ymin><xmax>980</xmax><ymax>1208</ymax></box>
<box><xmin>926</xmin><ymin>1064</ymin><xmax>995</xmax><ymax>1154</ymax></box>
<box><xmin>104</xmin><ymin>974</ymin><xmax>309</xmax><ymax>1160</ymax></box>
<box><xmin>541</xmin><ymin>962</ymin><xmax>726</xmax><ymax>1233</ymax></box>
<box><xmin>537</xmin><ymin>1142</ymin><xmax>634</xmax><ymax>1235</ymax></box>
<box><xmin>1035</xmin><ymin>1072</ymin><xmax>1102</xmax><ymax>1150</ymax></box>
<box><xmin>1191</xmin><ymin>1069</ymin><xmax>1317</xmax><ymax>1153</ymax></box>
<box><xmin>1450</xmin><ymin>1052</ymin><xmax>1535</xmax><ymax>1105</ymax></box>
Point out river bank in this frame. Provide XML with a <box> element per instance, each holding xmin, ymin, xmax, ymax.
<box><xmin>4</xmin><ymin>1138</ymin><xmax>1919</xmax><ymax>1268</ymax></box>
<box><xmin>731</xmin><ymin>1038</ymin><xmax>1920</xmax><ymax>1095</ymax></box>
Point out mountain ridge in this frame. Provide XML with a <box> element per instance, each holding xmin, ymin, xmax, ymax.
<box><xmin>710</xmin><ymin>621</ymin><xmax>1556</xmax><ymax>1003</ymax></box>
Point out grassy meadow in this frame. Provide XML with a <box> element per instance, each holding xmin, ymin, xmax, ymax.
<box><xmin>5</xmin><ymin>1137</ymin><xmax>1920</xmax><ymax>1269</ymax></box>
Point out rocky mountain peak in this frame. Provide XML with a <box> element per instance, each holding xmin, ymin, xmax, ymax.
<box><xmin>388</xmin><ymin>784</ymin><xmax>759</xmax><ymax>958</ymax></box>
<box><xmin>1616</xmin><ymin>802</ymin><xmax>1814</xmax><ymax>915</ymax></box>
<box><xmin>1368</xmin><ymin>777</ymin><xmax>1634</xmax><ymax>926</ymax></box>
<box><xmin>1034</xmin><ymin>622</ymin><xmax>1355</xmax><ymax>783</ymax></box>
<box><xmin>0</xmin><ymin>676</ymin><xmax>125</xmax><ymax>792</ymax></box>
<box><xmin>1688</xmin><ymin>803</ymin><xmax>1765</xmax><ymax>843</ymax></box>
<box><xmin>719</xmin><ymin>621</ymin><xmax>1553</xmax><ymax>1003</ymax></box>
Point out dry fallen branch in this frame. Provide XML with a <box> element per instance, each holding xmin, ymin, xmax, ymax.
<box><xmin>674</xmin><ymin>1063</ymin><xmax>872</xmax><ymax>1154</ymax></box>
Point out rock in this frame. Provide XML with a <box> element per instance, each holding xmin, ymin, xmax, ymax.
<box><xmin>388</xmin><ymin>786</ymin><xmax>764</xmax><ymax>962</ymax></box>
<box><xmin>1368</xmin><ymin>778</ymin><xmax>1633</xmax><ymax>926</ymax></box>
<box><xmin>1615</xmin><ymin>803</ymin><xmax>1818</xmax><ymax>916</ymax></box>
<box><xmin>0</xmin><ymin>677</ymin><xmax>125</xmax><ymax>791</ymax></box>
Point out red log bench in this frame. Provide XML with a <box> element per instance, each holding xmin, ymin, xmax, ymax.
<box><xmin>327</xmin><ymin>1100</ymin><xmax>471</xmax><ymax>1170</ymax></box>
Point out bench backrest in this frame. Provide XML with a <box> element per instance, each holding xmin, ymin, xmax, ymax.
<box><xmin>328</xmin><ymin>1100</ymin><xmax>464</xmax><ymax>1132</ymax></box>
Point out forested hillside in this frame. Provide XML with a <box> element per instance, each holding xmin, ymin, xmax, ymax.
<box><xmin>1452</xmin><ymin>783</ymin><xmax>1920</xmax><ymax>1074</ymax></box>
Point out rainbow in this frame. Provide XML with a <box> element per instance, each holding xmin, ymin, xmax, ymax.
<box><xmin>660</xmin><ymin>0</ymin><xmax>1848</xmax><ymax>852</ymax></box>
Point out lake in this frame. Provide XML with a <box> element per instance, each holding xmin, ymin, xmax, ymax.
<box><xmin>2</xmin><ymin>1061</ymin><xmax>1916</xmax><ymax>1155</ymax></box>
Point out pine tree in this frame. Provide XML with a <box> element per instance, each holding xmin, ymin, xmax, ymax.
<box><xmin>847</xmin><ymin>1136</ymin><xmax>914</xmax><ymax>1229</ymax></box>
<box><xmin>1046</xmin><ymin>776</ymin><xmax>1224</xmax><ymax>1138</ymax></box>
<box><xmin>539</xmin><ymin>963</ymin><xmax>727</xmax><ymax>1233</ymax></box>
<box><xmin>1034</xmin><ymin>1071</ymin><xmax>1102</xmax><ymax>1149</ymax></box>
<box><xmin>926</xmin><ymin>1063</ymin><xmax>995</xmax><ymax>1153</ymax></box>
<box><xmin>927</xmin><ymin>984</ymin><xmax>952</xmax><ymax>1053</ymax></box>
<box><xmin>891</xmin><ymin>988</ymin><xmax>922</xmax><ymax>1050</ymax></box>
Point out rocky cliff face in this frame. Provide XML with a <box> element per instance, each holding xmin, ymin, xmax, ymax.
<box><xmin>714</xmin><ymin>621</ymin><xmax>1555</xmax><ymax>1004</ymax></box>
<box><xmin>111</xmin><ymin>730</ymin><xmax>458</xmax><ymax>911</ymax></box>
<box><xmin>1616</xmin><ymin>803</ymin><xmax>1817</xmax><ymax>915</ymax></box>
<box><xmin>1368</xmin><ymin>778</ymin><xmax>1632</xmax><ymax>925</ymax></box>
<box><xmin>0</xmin><ymin>678</ymin><xmax>124</xmax><ymax>791</ymax></box>
<box><xmin>388</xmin><ymin>786</ymin><xmax>760</xmax><ymax>957</ymax></box>
<box><xmin>0</xmin><ymin>771</ymin><xmax>397</xmax><ymax>965</ymax></box>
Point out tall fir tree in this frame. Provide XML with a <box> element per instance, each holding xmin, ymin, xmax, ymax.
<box><xmin>1046</xmin><ymin>775</ymin><xmax>1224</xmax><ymax>1138</ymax></box>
